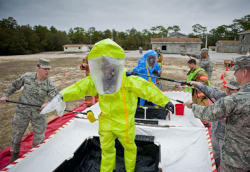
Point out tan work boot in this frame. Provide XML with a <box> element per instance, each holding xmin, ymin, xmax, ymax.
<box><xmin>9</xmin><ymin>152</ymin><xmax>19</xmax><ymax>163</ymax></box>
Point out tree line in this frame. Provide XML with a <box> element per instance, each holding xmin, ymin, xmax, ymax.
<box><xmin>0</xmin><ymin>14</ymin><xmax>249</xmax><ymax>55</ymax></box>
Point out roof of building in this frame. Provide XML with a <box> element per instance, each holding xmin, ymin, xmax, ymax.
<box><xmin>151</xmin><ymin>38</ymin><xmax>202</xmax><ymax>43</ymax></box>
<box><xmin>216</xmin><ymin>40</ymin><xmax>239</xmax><ymax>45</ymax></box>
<box><xmin>168</xmin><ymin>32</ymin><xmax>188</xmax><ymax>38</ymax></box>
<box><xmin>239</xmin><ymin>29</ymin><xmax>250</xmax><ymax>34</ymax></box>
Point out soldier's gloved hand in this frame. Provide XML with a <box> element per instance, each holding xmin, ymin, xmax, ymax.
<box><xmin>152</xmin><ymin>70</ymin><xmax>159</xmax><ymax>75</ymax></box>
<box><xmin>189</xmin><ymin>81</ymin><xmax>200</xmax><ymax>87</ymax></box>
<box><xmin>184</xmin><ymin>100</ymin><xmax>193</xmax><ymax>109</ymax></box>
<box><xmin>40</xmin><ymin>93</ymin><xmax>66</xmax><ymax>117</ymax></box>
<box><xmin>165</xmin><ymin>101</ymin><xmax>174</xmax><ymax>114</ymax></box>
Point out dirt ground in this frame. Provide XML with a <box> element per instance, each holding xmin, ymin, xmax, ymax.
<box><xmin>0</xmin><ymin>53</ymin><xmax>234</xmax><ymax>151</ymax></box>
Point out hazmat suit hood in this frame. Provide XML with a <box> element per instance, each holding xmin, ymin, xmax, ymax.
<box><xmin>88</xmin><ymin>39</ymin><xmax>125</xmax><ymax>94</ymax></box>
<box><xmin>144</xmin><ymin>50</ymin><xmax>157</xmax><ymax>69</ymax></box>
<box><xmin>137</xmin><ymin>50</ymin><xmax>157</xmax><ymax>65</ymax></box>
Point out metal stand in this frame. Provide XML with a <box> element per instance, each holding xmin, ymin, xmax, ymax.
<box><xmin>142</xmin><ymin>107</ymin><xmax>148</xmax><ymax>119</ymax></box>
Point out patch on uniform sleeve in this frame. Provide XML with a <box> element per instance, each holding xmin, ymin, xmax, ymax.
<box><xmin>197</xmin><ymin>93</ymin><xmax>205</xmax><ymax>97</ymax></box>
<box><xmin>200</xmin><ymin>76</ymin><xmax>208</xmax><ymax>80</ymax></box>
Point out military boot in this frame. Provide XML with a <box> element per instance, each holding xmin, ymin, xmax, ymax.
<box><xmin>9</xmin><ymin>152</ymin><xmax>19</xmax><ymax>163</ymax></box>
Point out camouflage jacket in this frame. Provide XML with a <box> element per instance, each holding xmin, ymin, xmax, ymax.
<box><xmin>187</xmin><ymin>53</ymin><xmax>213</xmax><ymax>80</ymax></box>
<box><xmin>192</xmin><ymin>82</ymin><xmax>250</xmax><ymax>168</ymax></box>
<box><xmin>3</xmin><ymin>72</ymin><xmax>57</xmax><ymax>113</ymax></box>
<box><xmin>195</xmin><ymin>83</ymin><xmax>227</xmax><ymax>139</ymax></box>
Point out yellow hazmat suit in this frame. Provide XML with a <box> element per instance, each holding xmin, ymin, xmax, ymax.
<box><xmin>60</xmin><ymin>39</ymin><xmax>170</xmax><ymax>172</ymax></box>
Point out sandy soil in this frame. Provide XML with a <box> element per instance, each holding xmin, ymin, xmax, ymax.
<box><xmin>0</xmin><ymin>52</ymin><xmax>234</xmax><ymax>151</ymax></box>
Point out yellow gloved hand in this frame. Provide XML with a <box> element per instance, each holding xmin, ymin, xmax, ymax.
<box><xmin>87</xmin><ymin>110</ymin><xmax>97</xmax><ymax>123</ymax></box>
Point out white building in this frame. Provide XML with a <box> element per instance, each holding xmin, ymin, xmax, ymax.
<box><xmin>151</xmin><ymin>37</ymin><xmax>202</xmax><ymax>54</ymax></box>
<box><xmin>63</xmin><ymin>44</ymin><xmax>91</xmax><ymax>52</ymax></box>
<box><xmin>151</xmin><ymin>32</ymin><xmax>202</xmax><ymax>54</ymax></box>
<box><xmin>238</xmin><ymin>29</ymin><xmax>250</xmax><ymax>54</ymax></box>
<box><xmin>209</xmin><ymin>46</ymin><xmax>217</xmax><ymax>52</ymax></box>
<box><xmin>215</xmin><ymin>40</ymin><xmax>239</xmax><ymax>53</ymax></box>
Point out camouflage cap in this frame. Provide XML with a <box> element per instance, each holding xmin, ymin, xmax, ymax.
<box><xmin>37</xmin><ymin>58</ymin><xmax>51</xmax><ymax>69</ymax></box>
<box><xmin>200</xmin><ymin>48</ymin><xmax>208</xmax><ymax>54</ymax></box>
<box><xmin>226</xmin><ymin>77</ymin><xmax>240</xmax><ymax>90</ymax></box>
<box><xmin>231</xmin><ymin>55</ymin><xmax>250</xmax><ymax>71</ymax></box>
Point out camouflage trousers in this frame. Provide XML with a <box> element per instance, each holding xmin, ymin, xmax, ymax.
<box><xmin>221</xmin><ymin>161</ymin><xmax>250</xmax><ymax>172</ymax></box>
<box><xmin>211</xmin><ymin>134</ymin><xmax>224</xmax><ymax>170</ymax></box>
<box><xmin>10</xmin><ymin>109</ymin><xmax>47</xmax><ymax>153</ymax></box>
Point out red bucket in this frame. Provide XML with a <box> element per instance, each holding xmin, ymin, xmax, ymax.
<box><xmin>175</xmin><ymin>104</ymin><xmax>184</xmax><ymax>115</ymax></box>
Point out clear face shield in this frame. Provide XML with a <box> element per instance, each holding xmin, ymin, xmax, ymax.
<box><xmin>89</xmin><ymin>56</ymin><xmax>125</xmax><ymax>94</ymax></box>
<box><xmin>146</xmin><ymin>55</ymin><xmax>157</xmax><ymax>69</ymax></box>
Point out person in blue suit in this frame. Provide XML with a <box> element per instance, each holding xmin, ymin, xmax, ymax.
<box><xmin>133</xmin><ymin>50</ymin><xmax>162</xmax><ymax>108</ymax></box>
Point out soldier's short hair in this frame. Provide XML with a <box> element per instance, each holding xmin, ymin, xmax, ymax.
<box><xmin>188</xmin><ymin>59</ymin><xmax>196</xmax><ymax>65</ymax></box>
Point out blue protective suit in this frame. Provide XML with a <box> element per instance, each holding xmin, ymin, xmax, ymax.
<box><xmin>133</xmin><ymin>50</ymin><xmax>161</xmax><ymax>106</ymax></box>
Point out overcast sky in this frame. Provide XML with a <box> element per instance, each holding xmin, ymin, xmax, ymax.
<box><xmin>0</xmin><ymin>0</ymin><xmax>249</xmax><ymax>34</ymax></box>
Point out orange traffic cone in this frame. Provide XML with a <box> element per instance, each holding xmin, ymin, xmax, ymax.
<box><xmin>220</xmin><ymin>74</ymin><xmax>224</xmax><ymax>80</ymax></box>
<box><xmin>226</xmin><ymin>67</ymin><xmax>229</xmax><ymax>71</ymax></box>
<box><xmin>223</xmin><ymin>80</ymin><xmax>227</xmax><ymax>88</ymax></box>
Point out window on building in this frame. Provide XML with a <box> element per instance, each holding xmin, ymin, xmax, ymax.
<box><xmin>241</xmin><ymin>46</ymin><xmax>244</xmax><ymax>51</ymax></box>
<box><xmin>162</xmin><ymin>45</ymin><xmax>167</xmax><ymax>50</ymax></box>
<box><xmin>79</xmin><ymin>47</ymin><xmax>81</xmax><ymax>49</ymax></box>
<box><xmin>242</xmin><ymin>35</ymin><xmax>245</xmax><ymax>40</ymax></box>
<box><xmin>65</xmin><ymin>47</ymin><xmax>67</xmax><ymax>49</ymax></box>
<box><xmin>180</xmin><ymin>45</ymin><xmax>185</xmax><ymax>51</ymax></box>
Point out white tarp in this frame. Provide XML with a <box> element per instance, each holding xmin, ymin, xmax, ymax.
<box><xmin>4</xmin><ymin>92</ymin><xmax>215</xmax><ymax>172</ymax></box>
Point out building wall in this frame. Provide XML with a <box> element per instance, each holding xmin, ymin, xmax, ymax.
<box><xmin>239</xmin><ymin>33</ymin><xmax>250</xmax><ymax>54</ymax></box>
<box><xmin>209</xmin><ymin>47</ymin><xmax>216</xmax><ymax>51</ymax></box>
<box><xmin>64</xmin><ymin>46</ymin><xmax>89</xmax><ymax>52</ymax></box>
<box><xmin>216</xmin><ymin>44</ymin><xmax>239</xmax><ymax>53</ymax></box>
<box><xmin>152</xmin><ymin>43</ymin><xmax>201</xmax><ymax>54</ymax></box>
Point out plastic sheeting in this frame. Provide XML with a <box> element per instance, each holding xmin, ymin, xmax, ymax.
<box><xmin>3</xmin><ymin>119</ymin><xmax>213</xmax><ymax>172</ymax></box>
<box><xmin>1</xmin><ymin>92</ymin><xmax>215</xmax><ymax>172</ymax></box>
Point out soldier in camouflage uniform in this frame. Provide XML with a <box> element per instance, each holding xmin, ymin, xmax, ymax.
<box><xmin>182</xmin><ymin>48</ymin><xmax>213</xmax><ymax>80</ymax></box>
<box><xmin>189</xmin><ymin>78</ymin><xmax>240</xmax><ymax>171</ymax></box>
<box><xmin>0</xmin><ymin>59</ymin><xmax>57</xmax><ymax>163</ymax></box>
<box><xmin>184</xmin><ymin>55</ymin><xmax>250</xmax><ymax>172</ymax></box>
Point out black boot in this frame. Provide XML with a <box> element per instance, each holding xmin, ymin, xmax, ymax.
<box><xmin>9</xmin><ymin>152</ymin><xmax>19</xmax><ymax>163</ymax></box>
